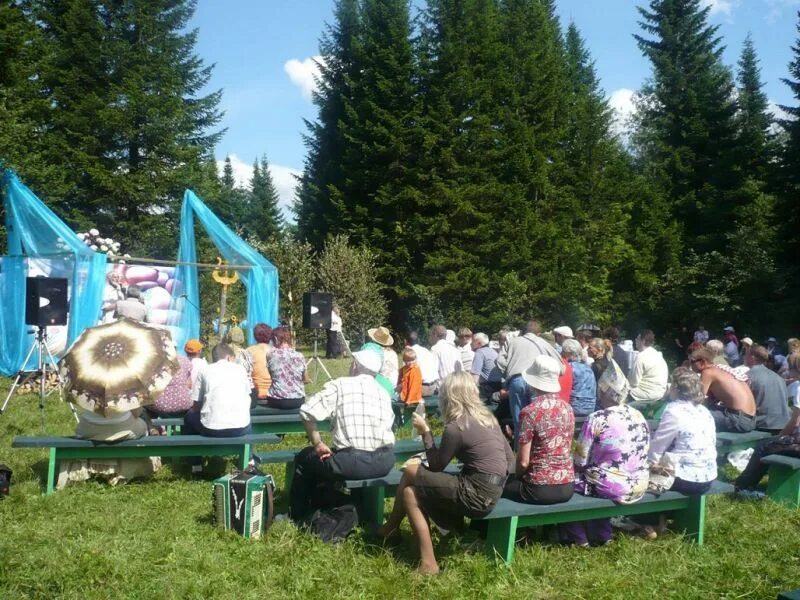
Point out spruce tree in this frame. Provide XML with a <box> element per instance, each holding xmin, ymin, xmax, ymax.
<box><xmin>247</xmin><ymin>155</ymin><xmax>285</xmax><ymax>243</ymax></box>
<box><xmin>27</xmin><ymin>0</ymin><xmax>223</xmax><ymax>255</ymax></box>
<box><xmin>294</xmin><ymin>0</ymin><xmax>360</xmax><ymax>248</ymax></box>
<box><xmin>735</xmin><ymin>33</ymin><xmax>772</xmax><ymax>182</ymax></box>
<box><xmin>634</xmin><ymin>0</ymin><xmax>739</xmax><ymax>256</ymax></box>
<box><xmin>777</xmin><ymin>12</ymin><xmax>800</xmax><ymax>313</ymax></box>
<box><xmin>557</xmin><ymin>23</ymin><xmax>638</xmax><ymax>324</ymax></box>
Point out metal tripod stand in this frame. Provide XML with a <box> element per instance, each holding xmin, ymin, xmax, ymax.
<box><xmin>0</xmin><ymin>327</ymin><xmax>77</xmax><ymax>425</ymax></box>
<box><xmin>305</xmin><ymin>328</ymin><xmax>332</xmax><ymax>385</ymax></box>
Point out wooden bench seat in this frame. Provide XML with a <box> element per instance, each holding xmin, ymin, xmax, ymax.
<box><xmin>12</xmin><ymin>433</ymin><xmax>281</xmax><ymax>494</ymax></box>
<box><xmin>477</xmin><ymin>480</ymin><xmax>733</xmax><ymax>563</ymax></box>
<box><xmin>153</xmin><ymin>414</ymin><xmax>331</xmax><ymax>436</ymax></box>
<box><xmin>716</xmin><ymin>430</ymin><xmax>773</xmax><ymax>463</ymax></box>
<box><xmin>254</xmin><ymin>439</ymin><xmax>438</xmax><ymax>492</ymax></box>
<box><xmin>761</xmin><ymin>454</ymin><xmax>800</xmax><ymax>508</ymax></box>
<box><xmin>339</xmin><ymin>465</ymin><xmax>732</xmax><ymax>564</ymax></box>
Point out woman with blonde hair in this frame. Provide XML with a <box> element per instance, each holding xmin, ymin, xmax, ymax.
<box><xmin>376</xmin><ymin>371</ymin><xmax>513</xmax><ymax>575</ymax></box>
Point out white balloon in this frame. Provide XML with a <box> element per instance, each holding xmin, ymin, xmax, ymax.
<box><xmin>100</xmin><ymin>245</ymin><xmax>109</xmax><ymax>251</ymax></box>
<box><xmin>89</xmin><ymin>228</ymin><xmax>99</xmax><ymax>236</ymax></box>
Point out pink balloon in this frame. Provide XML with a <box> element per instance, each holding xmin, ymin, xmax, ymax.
<box><xmin>125</xmin><ymin>266</ymin><xmax>159</xmax><ymax>283</ymax></box>
<box><xmin>156</xmin><ymin>271</ymin><xmax>169</xmax><ymax>286</ymax></box>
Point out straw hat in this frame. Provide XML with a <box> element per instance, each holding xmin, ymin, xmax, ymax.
<box><xmin>522</xmin><ymin>355</ymin><xmax>562</xmax><ymax>393</ymax></box>
<box><xmin>367</xmin><ymin>326</ymin><xmax>394</xmax><ymax>347</ymax></box>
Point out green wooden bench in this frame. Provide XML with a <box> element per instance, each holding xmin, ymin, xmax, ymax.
<box><xmin>478</xmin><ymin>480</ymin><xmax>734</xmax><ymax>564</ymax></box>
<box><xmin>716</xmin><ymin>430</ymin><xmax>773</xmax><ymax>464</ymax></box>
<box><xmin>392</xmin><ymin>396</ymin><xmax>439</xmax><ymax>428</ymax></box>
<box><xmin>778</xmin><ymin>589</ymin><xmax>800</xmax><ymax>599</ymax></box>
<box><xmin>343</xmin><ymin>464</ymin><xmax>461</xmax><ymax>527</ymax></box>
<box><xmin>761</xmin><ymin>454</ymin><xmax>800</xmax><ymax>508</ymax></box>
<box><xmin>153</xmin><ymin>414</ymin><xmax>331</xmax><ymax>436</ymax></box>
<box><xmin>254</xmin><ymin>438</ymin><xmax>437</xmax><ymax>491</ymax></box>
<box><xmin>12</xmin><ymin>433</ymin><xmax>281</xmax><ymax>495</ymax></box>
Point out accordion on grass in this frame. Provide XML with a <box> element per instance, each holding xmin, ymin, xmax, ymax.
<box><xmin>212</xmin><ymin>470</ymin><xmax>275</xmax><ymax>539</ymax></box>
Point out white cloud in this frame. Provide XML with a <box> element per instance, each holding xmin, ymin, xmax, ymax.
<box><xmin>216</xmin><ymin>154</ymin><xmax>301</xmax><ymax>221</ymax></box>
<box><xmin>764</xmin><ymin>0</ymin><xmax>800</xmax><ymax>23</ymax></box>
<box><xmin>609</xmin><ymin>88</ymin><xmax>637</xmax><ymax>138</ymax></box>
<box><xmin>701</xmin><ymin>0</ymin><xmax>736</xmax><ymax>17</ymax></box>
<box><xmin>284</xmin><ymin>56</ymin><xmax>323</xmax><ymax>101</ymax></box>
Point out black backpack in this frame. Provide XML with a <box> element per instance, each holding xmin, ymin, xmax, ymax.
<box><xmin>306</xmin><ymin>505</ymin><xmax>359</xmax><ymax>544</ymax></box>
<box><xmin>0</xmin><ymin>464</ymin><xmax>12</xmax><ymax>498</ymax></box>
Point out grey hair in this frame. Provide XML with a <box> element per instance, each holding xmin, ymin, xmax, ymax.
<box><xmin>126</xmin><ymin>285</ymin><xmax>142</xmax><ymax>300</ymax></box>
<box><xmin>671</xmin><ymin>367</ymin><xmax>705</xmax><ymax>404</ymax></box>
<box><xmin>474</xmin><ymin>332</ymin><xmax>489</xmax><ymax>345</ymax></box>
<box><xmin>561</xmin><ymin>338</ymin><xmax>582</xmax><ymax>359</ymax></box>
<box><xmin>706</xmin><ymin>339</ymin><xmax>724</xmax><ymax>356</ymax></box>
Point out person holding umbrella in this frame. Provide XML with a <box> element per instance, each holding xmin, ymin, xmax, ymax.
<box><xmin>61</xmin><ymin>318</ymin><xmax>179</xmax><ymax>442</ymax></box>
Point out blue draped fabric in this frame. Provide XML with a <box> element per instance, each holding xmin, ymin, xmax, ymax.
<box><xmin>0</xmin><ymin>170</ymin><xmax>107</xmax><ymax>375</ymax></box>
<box><xmin>169</xmin><ymin>190</ymin><xmax>279</xmax><ymax>352</ymax></box>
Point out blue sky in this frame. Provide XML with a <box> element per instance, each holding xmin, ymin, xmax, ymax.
<box><xmin>190</xmin><ymin>0</ymin><xmax>800</xmax><ymax>214</ymax></box>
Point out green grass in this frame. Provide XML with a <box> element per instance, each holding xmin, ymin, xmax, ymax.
<box><xmin>1</xmin><ymin>362</ymin><xmax>800</xmax><ymax>599</ymax></box>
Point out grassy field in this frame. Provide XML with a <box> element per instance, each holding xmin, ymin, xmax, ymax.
<box><xmin>1</xmin><ymin>358</ymin><xmax>800</xmax><ymax>599</ymax></box>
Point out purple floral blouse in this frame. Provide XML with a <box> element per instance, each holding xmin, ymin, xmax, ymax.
<box><xmin>152</xmin><ymin>355</ymin><xmax>193</xmax><ymax>414</ymax></box>
<box><xmin>573</xmin><ymin>404</ymin><xmax>650</xmax><ymax>504</ymax></box>
<box><xmin>267</xmin><ymin>347</ymin><xmax>306</xmax><ymax>400</ymax></box>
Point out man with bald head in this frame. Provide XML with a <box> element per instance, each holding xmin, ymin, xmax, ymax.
<box><xmin>690</xmin><ymin>348</ymin><xmax>756</xmax><ymax>432</ymax></box>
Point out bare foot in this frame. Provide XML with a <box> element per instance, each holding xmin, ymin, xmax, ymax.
<box><xmin>417</xmin><ymin>561</ymin><xmax>440</xmax><ymax>575</ymax></box>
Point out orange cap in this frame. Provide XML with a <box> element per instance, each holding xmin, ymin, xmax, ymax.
<box><xmin>184</xmin><ymin>339</ymin><xmax>203</xmax><ymax>354</ymax></box>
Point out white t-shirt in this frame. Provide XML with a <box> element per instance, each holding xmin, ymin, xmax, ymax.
<box><xmin>330</xmin><ymin>311</ymin><xmax>342</xmax><ymax>333</ymax></box>
<box><xmin>189</xmin><ymin>357</ymin><xmax>208</xmax><ymax>391</ymax></box>
<box><xmin>459</xmin><ymin>343</ymin><xmax>474</xmax><ymax>372</ymax></box>
<box><xmin>193</xmin><ymin>360</ymin><xmax>251</xmax><ymax>430</ymax></box>
<box><xmin>381</xmin><ymin>348</ymin><xmax>399</xmax><ymax>386</ymax></box>
<box><xmin>431</xmin><ymin>339</ymin><xmax>463</xmax><ymax>382</ymax></box>
<box><xmin>789</xmin><ymin>380</ymin><xmax>800</xmax><ymax>408</ymax></box>
<box><xmin>411</xmin><ymin>344</ymin><xmax>439</xmax><ymax>384</ymax></box>
<box><xmin>628</xmin><ymin>346</ymin><xmax>669</xmax><ymax>403</ymax></box>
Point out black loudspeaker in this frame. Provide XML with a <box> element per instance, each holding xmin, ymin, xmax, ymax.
<box><xmin>25</xmin><ymin>277</ymin><xmax>68</xmax><ymax>327</ymax></box>
<box><xmin>302</xmin><ymin>292</ymin><xmax>332</xmax><ymax>329</ymax></box>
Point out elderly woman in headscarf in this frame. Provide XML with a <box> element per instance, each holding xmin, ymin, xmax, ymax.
<box><xmin>561</xmin><ymin>363</ymin><xmax>650</xmax><ymax>546</ymax></box>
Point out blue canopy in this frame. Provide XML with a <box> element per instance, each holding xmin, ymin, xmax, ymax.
<box><xmin>168</xmin><ymin>190</ymin><xmax>279</xmax><ymax>351</ymax></box>
<box><xmin>0</xmin><ymin>170</ymin><xmax>107</xmax><ymax>375</ymax></box>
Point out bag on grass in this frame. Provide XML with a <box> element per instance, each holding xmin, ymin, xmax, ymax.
<box><xmin>306</xmin><ymin>504</ymin><xmax>359</xmax><ymax>544</ymax></box>
<box><xmin>0</xmin><ymin>464</ymin><xmax>12</xmax><ymax>498</ymax></box>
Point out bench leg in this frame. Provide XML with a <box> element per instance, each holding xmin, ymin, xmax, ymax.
<box><xmin>47</xmin><ymin>448</ymin><xmax>57</xmax><ymax>495</ymax></box>
<box><xmin>484</xmin><ymin>516</ymin><xmax>518</xmax><ymax>564</ymax></box>
<box><xmin>356</xmin><ymin>487</ymin><xmax>386</xmax><ymax>529</ymax></box>
<box><xmin>767</xmin><ymin>464</ymin><xmax>800</xmax><ymax>508</ymax></box>
<box><xmin>241</xmin><ymin>444</ymin><xmax>251</xmax><ymax>470</ymax></box>
<box><xmin>672</xmin><ymin>494</ymin><xmax>706</xmax><ymax>545</ymax></box>
<box><xmin>284</xmin><ymin>461</ymin><xmax>294</xmax><ymax>493</ymax></box>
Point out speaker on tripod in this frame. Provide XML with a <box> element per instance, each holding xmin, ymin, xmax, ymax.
<box><xmin>0</xmin><ymin>276</ymin><xmax>75</xmax><ymax>423</ymax></box>
<box><xmin>302</xmin><ymin>292</ymin><xmax>334</xmax><ymax>383</ymax></box>
<box><xmin>25</xmin><ymin>277</ymin><xmax>68</xmax><ymax>327</ymax></box>
<box><xmin>302</xmin><ymin>292</ymin><xmax>332</xmax><ymax>330</ymax></box>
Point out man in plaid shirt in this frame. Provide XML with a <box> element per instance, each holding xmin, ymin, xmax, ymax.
<box><xmin>289</xmin><ymin>350</ymin><xmax>396</xmax><ymax>520</ymax></box>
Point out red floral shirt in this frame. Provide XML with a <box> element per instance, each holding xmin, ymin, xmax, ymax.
<box><xmin>518</xmin><ymin>393</ymin><xmax>575</xmax><ymax>486</ymax></box>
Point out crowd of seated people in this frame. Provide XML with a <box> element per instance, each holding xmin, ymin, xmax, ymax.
<box><xmin>69</xmin><ymin>314</ymin><xmax>799</xmax><ymax>573</ymax></box>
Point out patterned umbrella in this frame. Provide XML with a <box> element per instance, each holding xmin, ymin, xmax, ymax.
<box><xmin>60</xmin><ymin>318</ymin><xmax>178</xmax><ymax>416</ymax></box>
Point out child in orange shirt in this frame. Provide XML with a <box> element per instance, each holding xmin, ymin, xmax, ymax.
<box><xmin>398</xmin><ymin>347</ymin><xmax>423</xmax><ymax>405</ymax></box>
